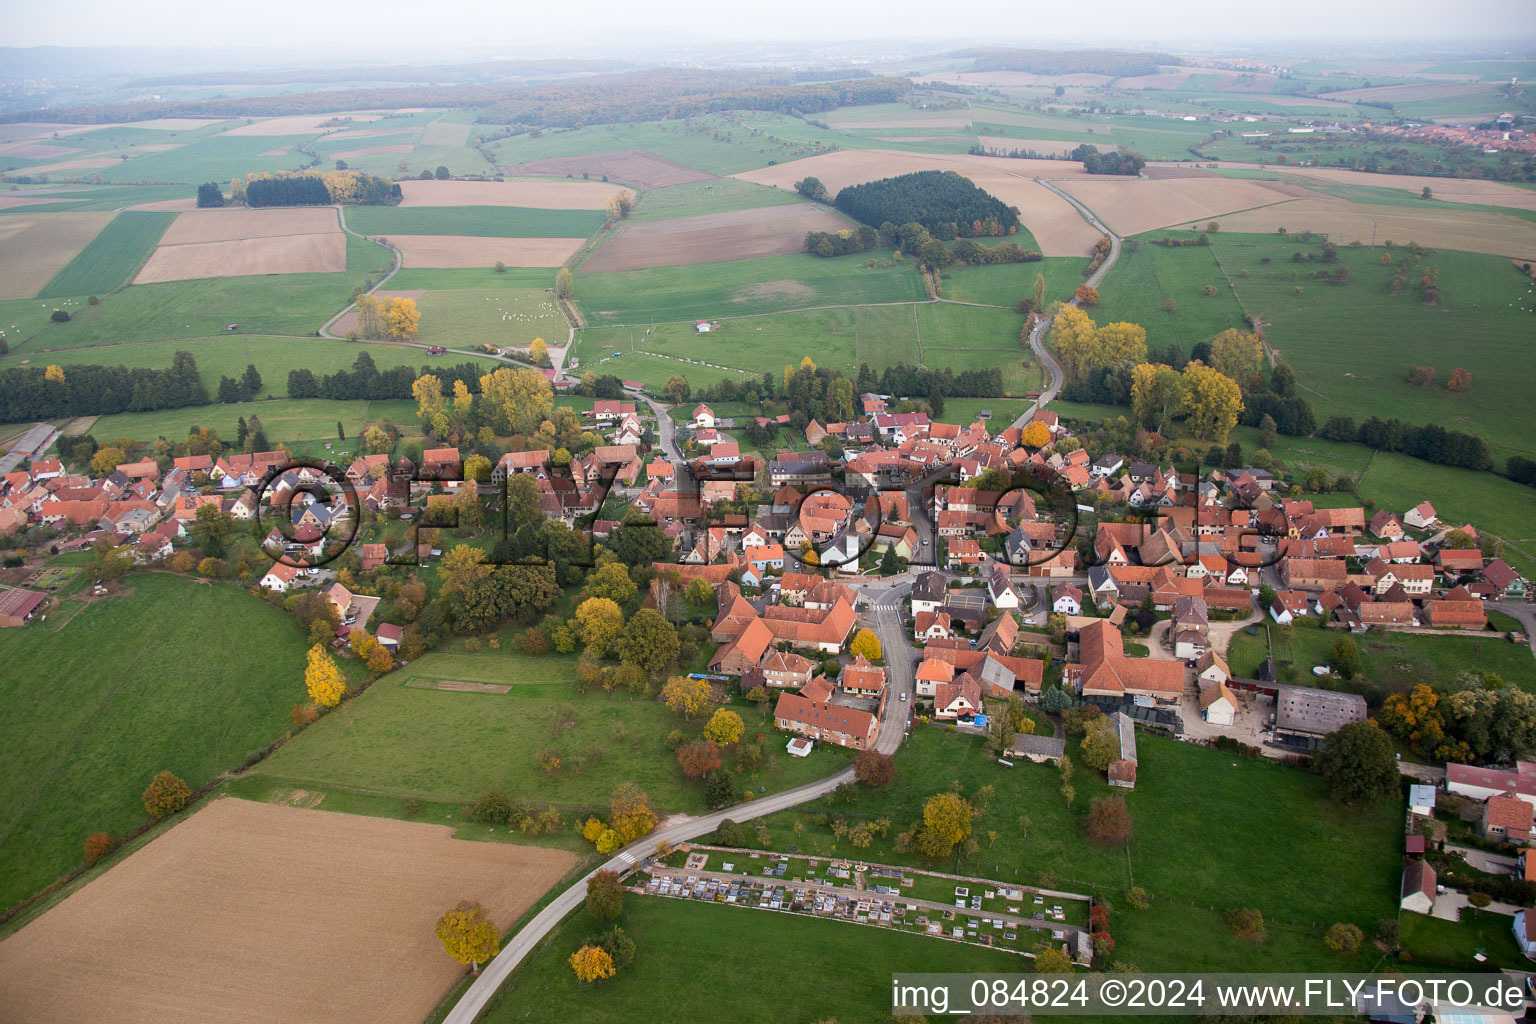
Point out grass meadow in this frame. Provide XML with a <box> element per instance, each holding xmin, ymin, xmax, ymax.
<box><xmin>938</xmin><ymin>256</ymin><xmax>1093</xmax><ymax>307</ymax></box>
<box><xmin>36</xmin><ymin>211</ymin><xmax>175</xmax><ymax>298</ymax></box>
<box><xmin>0</xmin><ymin>572</ymin><xmax>344</xmax><ymax>911</ymax></box>
<box><xmin>0</xmin><ymin>184</ymin><xmax>195</xmax><ymax>215</ymax></box>
<box><xmin>90</xmin><ymin>134</ymin><xmax>318</xmax><ymax>184</ymax></box>
<box><xmin>246</xmin><ymin>650</ymin><xmax>851</xmax><ymax>816</ymax></box>
<box><xmin>749</xmin><ymin>727</ymin><xmax>1404</xmax><ymax>973</ymax></box>
<box><xmin>343</xmin><ymin>205</ymin><xmax>607</xmax><ymax>238</ymax></box>
<box><xmin>89</xmin><ymin>397</ymin><xmax>420</xmax><ymax>443</ymax></box>
<box><xmin>626</xmin><ymin>178</ymin><xmax>806</xmax><ymax>222</ymax></box>
<box><xmin>1083</xmin><ymin>236</ymin><xmax>1249</xmax><ymax>357</ymax></box>
<box><xmin>573</xmin><ymin>252</ymin><xmax>927</xmax><ymax>325</ymax></box>
<box><xmin>411</xmin><ymin>288</ymin><xmax>567</xmax><ymax>350</ymax></box>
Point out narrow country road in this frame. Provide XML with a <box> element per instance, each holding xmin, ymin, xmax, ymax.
<box><xmin>1008</xmin><ymin>180</ymin><xmax>1121</xmax><ymax>432</ymax></box>
<box><xmin>318</xmin><ymin>207</ymin><xmax>402</xmax><ymax>341</ymax></box>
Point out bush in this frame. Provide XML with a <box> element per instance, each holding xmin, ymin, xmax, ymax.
<box><xmin>1084</xmin><ymin>794</ymin><xmax>1132</xmax><ymax>846</ymax></box>
<box><xmin>51</xmin><ymin>309</ymin><xmax>70</xmax><ymax>323</ymax></box>
<box><xmin>471</xmin><ymin>789</ymin><xmax>512</xmax><ymax>824</ymax></box>
<box><xmin>1225</xmin><ymin>907</ymin><xmax>1265</xmax><ymax>941</ymax></box>
<box><xmin>1324</xmin><ymin>922</ymin><xmax>1363</xmax><ymax>955</ymax></box>
<box><xmin>403</xmin><ymin>797</ymin><xmax>423</xmax><ymax>817</ymax></box>
<box><xmin>1126</xmin><ymin>886</ymin><xmax>1150</xmax><ymax>910</ymax></box>
<box><xmin>82</xmin><ymin>831</ymin><xmax>116</xmax><ymax>865</ymax></box>
<box><xmin>141</xmin><ymin>770</ymin><xmax>191</xmax><ymax>819</ymax></box>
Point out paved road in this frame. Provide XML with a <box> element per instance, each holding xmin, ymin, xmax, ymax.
<box><xmin>1489</xmin><ymin>600</ymin><xmax>1536</xmax><ymax>658</ymax></box>
<box><xmin>318</xmin><ymin>207</ymin><xmax>402</xmax><ymax>341</ymax></box>
<box><xmin>1008</xmin><ymin>180</ymin><xmax>1121</xmax><ymax>434</ymax></box>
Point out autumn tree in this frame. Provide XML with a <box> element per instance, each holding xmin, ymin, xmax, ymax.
<box><xmin>1085</xmin><ymin>794</ymin><xmax>1132</xmax><ymax>845</ymax></box>
<box><xmin>556</xmin><ymin>267</ymin><xmax>575</xmax><ymax>301</ymax></box>
<box><xmin>609</xmin><ymin>782</ymin><xmax>657</xmax><ymax>844</ymax></box>
<box><xmin>1080</xmin><ymin>715</ymin><xmax>1120</xmax><ymax>771</ymax></box>
<box><xmin>366</xmin><ymin>644</ymin><xmax>395</xmax><ymax>678</ymax></box>
<box><xmin>478</xmin><ymin>365</ymin><xmax>552</xmax><ymax>436</ymax></box>
<box><xmin>586</xmin><ymin>869</ymin><xmax>625</xmax><ymax>921</ymax></box>
<box><xmin>83</xmin><ymin>831</ymin><xmax>116</xmax><ymax>865</ymax></box>
<box><xmin>585</xmin><ymin>562</ymin><xmax>637</xmax><ymax>605</ymax></box>
<box><xmin>305</xmin><ymin>642</ymin><xmax>347</xmax><ymax>707</ymax></box>
<box><xmin>529</xmin><ymin>337</ymin><xmax>549</xmax><ymax>365</ymax></box>
<box><xmin>1178</xmin><ymin>361</ymin><xmax>1243</xmax><ymax>442</ymax></box>
<box><xmin>1324</xmin><ymin>922</ymin><xmax>1363</xmax><ymax>955</ymax></box>
<box><xmin>854</xmin><ymin>749</ymin><xmax>897</xmax><ymax>787</ymax></box>
<box><xmin>384</xmin><ymin>296</ymin><xmax>420</xmax><ymax>341</ymax></box>
<box><xmin>91</xmin><ymin>445</ymin><xmax>127</xmax><ymax>475</ymax></box>
<box><xmin>848</xmin><ymin>628</ymin><xmax>882</xmax><ymax>662</ymax></box>
<box><xmin>1207</xmin><ymin>328</ymin><xmax>1263</xmax><ymax>383</ymax></box>
<box><xmin>664</xmin><ymin>375</ymin><xmax>690</xmax><ymax>404</ymax></box>
<box><xmin>1032</xmin><ymin>943</ymin><xmax>1075</xmax><ymax>973</ymax></box>
<box><xmin>1034</xmin><ymin>271</ymin><xmax>1046</xmax><ymax>311</ymax></box>
<box><xmin>1226</xmin><ymin>907</ymin><xmax>1266</xmax><ymax>941</ymax></box>
<box><xmin>1405</xmin><ymin>365</ymin><xmax>1437</xmax><ymax>387</ymax></box>
<box><xmin>1075</xmin><ymin>283</ymin><xmax>1099</xmax><ymax>305</ymax></box>
<box><xmin>45</xmin><ymin>364</ymin><xmax>66</xmax><ymax>384</ymax></box>
<box><xmin>142</xmin><ymin>770</ymin><xmax>191</xmax><ymax>818</ymax></box>
<box><xmin>1130</xmin><ymin>362</ymin><xmax>1185</xmax><ymax>432</ymax></box>
<box><xmin>1021</xmin><ymin>420</ymin><xmax>1050</xmax><ymax>449</ymax></box>
<box><xmin>619</xmin><ymin>607</ymin><xmax>679</xmax><ymax>673</ymax></box>
<box><xmin>1446</xmin><ymin>367</ymin><xmax>1472</xmax><ymax>392</ymax></box>
<box><xmin>355</xmin><ymin>294</ymin><xmax>382</xmax><ymax>338</ymax></box>
<box><xmin>704</xmin><ymin>708</ymin><xmax>745</xmax><ymax>746</ymax></box>
<box><xmin>684</xmin><ymin>577</ymin><xmax>714</xmax><ymax>607</ymax></box>
<box><xmin>916</xmin><ymin>791</ymin><xmax>974</xmax><ymax>859</ymax></box>
<box><xmin>570</xmin><ymin>944</ymin><xmax>616</xmax><ymax>982</ymax></box>
<box><xmin>677</xmin><ymin>739</ymin><xmax>722</xmax><ymax>778</ymax></box>
<box><xmin>660</xmin><ymin>675</ymin><xmax>713</xmax><ymax>718</ymax></box>
<box><xmin>575</xmin><ymin>597</ymin><xmax>624</xmax><ymax>658</ymax></box>
<box><xmin>434</xmin><ymin>900</ymin><xmax>501</xmax><ymax>973</ymax></box>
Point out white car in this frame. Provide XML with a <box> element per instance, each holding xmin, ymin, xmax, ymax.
<box><xmin>899</xmin><ymin>692</ymin><xmax>908</xmax><ymax>702</ymax></box>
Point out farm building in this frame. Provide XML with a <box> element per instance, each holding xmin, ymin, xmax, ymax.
<box><xmin>0</xmin><ymin>587</ymin><xmax>46</xmax><ymax>627</ymax></box>
<box><xmin>1272</xmin><ymin>685</ymin><xmax>1367</xmax><ymax>744</ymax></box>
<box><xmin>1400</xmin><ymin>860</ymin><xmax>1436</xmax><ymax>914</ymax></box>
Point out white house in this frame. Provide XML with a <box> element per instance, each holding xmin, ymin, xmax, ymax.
<box><xmin>1516</xmin><ymin>910</ymin><xmax>1536</xmax><ymax>960</ymax></box>
<box><xmin>988</xmin><ymin>567</ymin><xmax>1020</xmax><ymax>610</ymax></box>
<box><xmin>1409</xmin><ymin>784</ymin><xmax>1437</xmax><ymax>817</ymax></box>
<box><xmin>692</xmin><ymin>403</ymin><xmax>716</xmax><ymax>429</ymax></box>
<box><xmin>695</xmin><ymin>321</ymin><xmax>713</xmax><ymax>334</ymax></box>
<box><xmin>1196</xmin><ymin>649</ymin><xmax>1230</xmax><ymax>686</ymax></box>
<box><xmin>259</xmin><ymin>561</ymin><xmax>301</xmax><ymax>592</ymax></box>
<box><xmin>1051</xmin><ymin>581</ymin><xmax>1082</xmax><ymax>616</ymax></box>
<box><xmin>1199</xmin><ymin>681</ymin><xmax>1237</xmax><ymax>726</ymax></box>
<box><xmin>1404</xmin><ymin>501</ymin><xmax>1438</xmax><ymax>530</ymax></box>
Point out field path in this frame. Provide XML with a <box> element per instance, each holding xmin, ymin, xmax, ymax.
<box><xmin>318</xmin><ymin>206</ymin><xmax>401</xmax><ymax>341</ymax></box>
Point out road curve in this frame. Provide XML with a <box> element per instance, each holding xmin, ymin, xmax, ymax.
<box><xmin>318</xmin><ymin>207</ymin><xmax>403</xmax><ymax>341</ymax></box>
<box><xmin>1008</xmin><ymin>180</ymin><xmax>1122</xmax><ymax>432</ymax></box>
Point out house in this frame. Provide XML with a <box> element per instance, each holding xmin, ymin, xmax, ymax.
<box><xmin>1515</xmin><ymin>911</ymin><xmax>1536</xmax><ymax>960</ymax></box>
<box><xmin>976</xmin><ymin>611</ymin><xmax>1018</xmax><ymax>657</ymax></box>
<box><xmin>1423</xmin><ymin>586</ymin><xmax>1486</xmax><ymax>629</ymax></box>
<box><xmin>1065</xmin><ymin>620</ymin><xmax>1184</xmax><ymax>703</ymax></box>
<box><xmin>1369</xmin><ymin>510</ymin><xmax>1405</xmax><ymax>540</ymax></box>
<box><xmin>910</xmin><ymin>572</ymin><xmax>947</xmax><ymax>614</ymax></box>
<box><xmin>1272</xmin><ymin>685</ymin><xmax>1366</xmax><ymax>741</ymax></box>
<box><xmin>375</xmin><ymin>623</ymin><xmax>403</xmax><ymax>651</ymax></box>
<box><xmin>1281</xmin><ymin>557</ymin><xmax>1348</xmax><ymax>591</ymax></box>
<box><xmin>360</xmin><ymin>543</ymin><xmax>388</xmax><ymax>571</ymax></box>
<box><xmin>1269</xmin><ymin>589</ymin><xmax>1313</xmax><ymax>624</ymax></box>
<box><xmin>987</xmin><ymin>565</ymin><xmax>1020</xmax><ymax>610</ymax></box>
<box><xmin>841</xmin><ymin>655</ymin><xmax>886</xmax><ymax>698</ymax></box>
<box><xmin>1366</xmin><ymin>558</ymin><xmax>1434</xmax><ymax>597</ymax></box>
<box><xmin>1199</xmin><ymin>681</ymin><xmax>1238</xmax><ymax>726</ymax></box>
<box><xmin>1483</xmin><ymin>794</ymin><xmax>1534</xmax><ymax>843</ymax></box>
<box><xmin>1051</xmin><ymin>581</ymin><xmax>1082</xmax><ymax>616</ymax></box>
<box><xmin>710</xmin><ymin>617</ymin><xmax>775</xmax><ymax>676</ymax></box>
<box><xmin>694</xmin><ymin>320</ymin><xmax>712</xmax><ymax>333</ymax></box>
<box><xmin>933</xmin><ymin>674</ymin><xmax>983</xmax><ymax>720</ymax></box>
<box><xmin>692</xmin><ymin>403</ymin><xmax>716</xmax><ymax>429</ymax></box>
<box><xmin>420</xmin><ymin>447</ymin><xmax>461</xmax><ymax>478</ymax></box>
<box><xmin>1090</xmin><ymin>454</ymin><xmax>1124</xmax><ymax>479</ymax></box>
<box><xmin>1484</xmin><ymin>559</ymin><xmax>1527</xmax><ymax>599</ymax></box>
<box><xmin>1400</xmin><ymin>860</ymin><xmax>1436</xmax><ymax>915</ymax></box>
<box><xmin>773</xmin><ymin>693</ymin><xmax>878</xmax><ymax>749</ymax></box>
<box><xmin>761</xmin><ymin>651</ymin><xmax>816</xmax><ymax>690</ymax></box>
<box><xmin>1409</xmin><ymin>784</ymin><xmax>1437</xmax><ymax>817</ymax></box>
<box><xmin>914</xmin><ymin>657</ymin><xmax>955</xmax><ymax>698</ymax></box>
<box><xmin>589</xmin><ymin>399</ymin><xmax>636</xmax><ymax>423</ymax></box>
<box><xmin>914</xmin><ymin>610</ymin><xmax>953</xmax><ymax>640</ymax></box>
<box><xmin>1007</xmin><ymin>733</ymin><xmax>1067</xmax><ymax>764</ymax></box>
<box><xmin>0</xmin><ymin>586</ymin><xmax>47</xmax><ymax>627</ymax></box>
<box><xmin>946</xmin><ymin>538</ymin><xmax>983</xmax><ymax>571</ymax></box>
<box><xmin>259</xmin><ymin>561</ymin><xmax>301</xmax><ymax>592</ymax></box>
<box><xmin>1196</xmin><ymin>649</ymin><xmax>1230</xmax><ymax>686</ymax></box>
<box><xmin>1403</xmin><ymin>501</ymin><xmax>1438</xmax><ymax>530</ymax></box>
<box><xmin>1447</xmin><ymin>762</ymin><xmax>1536</xmax><ymax>809</ymax></box>
<box><xmin>491</xmin><ymin>449</ymin><xmax>551</xmax><ymax>484</ymax></box>
<box><xmin>1434</xmin><ymin>548</ymin><xmax>1483</xmax><ymax>575</ymax></box>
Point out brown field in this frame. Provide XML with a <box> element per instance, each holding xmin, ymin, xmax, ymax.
<box><xmin>0</xmin><ymin>123</ymin><xmax>87</xmax><ymax>144</ymax></box>
<box><xmin>977</xmin><ymin>138</ymin><xmax>1101</xmax><ymax>156</ymax></box>
<box><xmin>874</xmin><ymin>135</ymin><xmax>976</xmax><ymax>143</ymax></box>
<box><xmin>396</xmin><ymin>178</ymin><xmax>622</xmax><ymax>210</ymax></box>
<box><xmin>0</xmin><ymin>195</ymin><xmax>86</xmax><ymax>211</ymax></box>
<box><xmin>733</xmin><ymin>150</ymin><xmax>1098</xmax><ymax>255</ymax></box>
<box><xmin>259</xmin><ymin>146</ymin><xmax>291</xmax><ymax>157</ymax></box>
<box><xmin>0</xmin><ymin>798</ymin><xmax>578</xmax><ymax>1024</ymax></box>
<box><xmin>221</xmin><ymin>113</ymin><xmax>384</xmax><ymax>136</ymax></box>
<box><xmin>132</xmin><ymin>118</ymin><xmax>227</xmax><ymax>131</ymax></box>
<box><xmin>322</xmin><ymin>127</ymin><xmax>415</xmax><ymax>141</ymax></box>
<box><xmin>331</xmin><ymin>144</ymin><xmax>414</xmax><ymax>159</ymax></box>
<box><xmin>420</xmin><ymin>121</ymin><xmax>474</xmax><ymax>147</ymax></box>
<box><xmin>1326</xmin><ymin>82</ymin><xmax>1499</xmax><ymax>103</ymax></box>
<box><xmin>126</xmin><ymin>198</ymin><xmax>200</xmax><ymax>212</ymax></box>
<box><xmin>330</xmin><ymin>289</ymin><xmax>426</xmax><ymax>335</ymax></box>
<box><xmin>0</xmin><ymin>212</ymin><xmax>113</xmax><ymax>299</ymax></box>
<box><xmin>394</xmin><ymin>235</ymin><xmax>585</xmax><ymax>268</ymax></box>
<box><xmin>0</xmin><ymin>141</ymin><xmax>82</xmax><ymax>158</ymax></box>
<box><xmin>19</xmin><ymin>155</ymin><xmax>126</xmax><ymax>175</ymax></box>
<box><xmin>135</xmin><ymin>233</ymin><xmax>346</xmax><ymax>283</ymax></box>
<box><xmin>501</xmin><ymin>148</ymin><xmax>714</xmax><ymax>189</ymax></box>
<box><xmin>1057</xmin><ymin>175</ymin><xmax>1319</xmax><ymax>236</ymax></box>
<box><xmin>1113</xmin><ymin>71</ymin><xmax>1192</xmax><ymax>90</ymax></box>
<box><xmin>1215</xmin><ymin>199</ymin><xmax>1536</xmax><ymax>263</ymax></box>
<box><xmin>59</xmin><ymin>415</ymin><xmax>99</xmax><ymax>435</ymax></box>
<box><xmin>159</xmin><ymin>207</ymin><xmax>339</xmax><ymax>244</ymax></box>
<box><xmin>407</xmin><ymin>679</ymin><xmax>514</xmax><ymax>694</ymax></box>
<box><xmin>921</xmin><ymin>71</ymin><xmax>1041</xmax><ymax>87</ymax></box>
<box><xmin>1250</xmin><ymin>166</ymin><xmax>1536</xmax><ymax>212</ymax></box>
<box><xmin>824</xmin><ymin>115</ymin><xmax>974</xmax><ymax>130</ymax></box>
<box><xmin>582</xmin><ymin>204</ymin><xmax>854</xmax><ymax>273</ymax></box>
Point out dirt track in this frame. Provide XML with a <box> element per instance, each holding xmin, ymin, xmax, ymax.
<box><xmin>0</xmin><ymin>798</ymin><xmax>578</xmax><ymax>1024</ymax></box>
<box><xmin>501</xmin><ymin>148</ymin><xmax>713</xmax><ymax>189</ymax></box>
<box><xmin>582</xmin><ymin>204</ymin><xmax>852</xmax><ymax>272</ymax></box>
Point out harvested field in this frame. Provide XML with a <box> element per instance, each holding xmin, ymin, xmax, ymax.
<box><xmin>131</xmin><ymin>118</ymin><xmax>227</xmax><ymax>131</ymax></box>
<box><xmin>1141</xmin><ymin>164</ymin><xmax>1219</xmax><ymax>179</ymax></box>
<box><xmin>1326</xmin><ymin>82</ymin><xmax>1498</xmax><ymax>103</ymax></box>
<box><xmin>258</xmin><ymin>146</ymin><xmax>290</xmax><ymax>157</ymax></box>
<box><xmin>0</xmin><ymin>798</ymin><xmax>578</xmax><ymax>1024</ymax></box>
<box><xmin>921</xmin><ymin>71</ymin><xmax>1040</xmax><ymax>87</ymax></box>
<box><xmin>0</xmin><ymin>142</ymin><xmax>82</xmax><ymax>158</ymax></box>
<box><xmin>582</xmin><ymin>204</ymin><xmax>853</xmax><ymax>273</ymax></box>
<box><xmin>330</xmin><ymin>290</ymin><xmax>427</xmax><ymax>336</ymax></box>
<box><xmin>59</xmin><ymin>415</ymin><xmax>98</xmax><ymax>435</ymax></box>
<box><xmin>1114</xmin><ymin>71</ymin><xmax>1193</xmax><ymax>89</ymax></box>
<box><xmin>330</xmin><ymin>144</ymin><xmax>413</xmax><ymax>159</ymax></box>
<box><xmin>394</xmin><ymin>235</ymin><xmax>584</xmax><ymax>269</ymax></box>
<box><xmin>1253</xmin><ymin>166</ymin><xmax>1536</xmax><ymax>212</ymax></box>
<box><xmin>873</xmin><ymin>135</ymin><xmax>976</xmax><ymax>143</ymax></box>
<box><xmin>0</xmin><ymin>195</ymin><xmax>84</xmax><ymax>211</ymax></box>
<box><xmin>125</xmin><ymin>197</ymin><xmax>200</xmax><ymax>212</ymax></box>
<box><xmin>321</xmin><ymin>127</ymin><xmax>414</xmax><ymax>141</ymax></box>
<box><xmin>221</xmin><ymin>113</ymin><xmax>383</xmax><ymax>136</ymax></box>
<box><xmin>0</xmin><ymin>123</ymin><xmax>87</xmax><ymax>144</ymax></box>
<box><xmin>733</xmin><ymin>150</ymin><xmax>1099</xmax><ymax>255</ymax></box>
<box><xmin>17</xmin><ymin>155</ymin><xmax>124</xmax><ymax>175</ymax></box>
<box><xmin>1216</xmin><ymin>199</ymin><xmax>1536</xmax><ymax>262</ymax></box>
<box><xmin>977</xmin><ymin>138</ymin><xmax>1101</xmax><ymax>156</ymax></box>
<box><xmin>0</xmin><ymin>212</ymin><xmax>112</xmax><ymax>299</ymax></box>
<box><xmin>420</xmin><ymin>120</ymin><xmax>474</xmax><ymax>147</ymax></box>
<box><xmin>134</xmin><ymin>233</ymin><xmax>346</xmax><ymax>283</ymax></box>
<box><xmin>159</xmin><ymin>207</ymin><xmax>339</xmax><ymax>244</ymax></box>
<box><xmin>1057</xmin><ymin>176</ymin><xmax>1319</xmax><ymax>236</ymax></box>
<box><xmin>397</xmin><ymin>178</ymin><xmax>622</xmax><ymax>210</ymax></box>
<box><xmin>501</xmin><ymin>148</ymin><xmax>713</xmax><ymax>189</ymax></box>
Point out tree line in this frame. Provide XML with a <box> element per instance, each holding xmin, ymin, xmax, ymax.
<box><xmin>238</xmin><ymin>170</ymin><xmax>401</xmax><ymax>207</ymax></box>
<box><xmin>832</xmin><ymin>170</ymin><xmax>1020</xmax><ymax>238</ymax></box>
<box><xmin>1318</xmin><ymin>413</ymin><xmax>1494</xmax><ymax>472</ymax></box>
<box><xmin>1072</xmin><ymin>145</ymin><xmax>1146</xmax><ymax>176</ymax></box>
<box><xmin>287</xmin><ymin>352</ymin><xmax>489</xmax><ymax>403</ymax></box>
<box><xmin>0</xmin><ymin>352</ymin><xmax>208</xmax><ymax>422</ymax></box>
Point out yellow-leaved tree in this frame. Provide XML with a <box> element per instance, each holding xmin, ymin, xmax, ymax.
<box><xmin>660</xmin><ymin>675</ymin><xmax>713</xmax><ymax>719</ymax></box>
<box><xmin>1208</xmin><ymin>328</ymin><xmax>1263</xmax><ymax>384</ymax></box>
<box><xmin>305</xmin><ymin>643</ymin><xmax>346</xmax><ymax>707</ymax></box>
<box><xmin>434</xmin><ymin>900</ymin><xmax>501</xmax><ymax>974</ymax></box>
<box><xmin>556</xmin><ymin>267</ymin><xmax>574</xmax><ymax>300</ymax></box>
<box><xmin>848</xmin><ymin>627</ymin><xmax>883</xmax><ymax>662</ymax></box>
<box><xmin>45</xmin><ymin>365</ymin><xmax>66</xmax><ymax>384</ymax></box>
<box><xmin>575</xmin><ymin>597</ymin><xmax>624</xmax><ymax>658</ymax></box>
<box><xmin>703</xmin><ymin>708</ymin><xmax>745</xmax><ymax>747</ymax></box>
<box><xmin>1130</xmin><ymin>363</ymin><xmax>1185</xmax><ymax>433</ymax></box>
<box><xmin>1020</xmin><ymin>420</ymin><xmax>1050</xmax><ymax>450</ymax></box>
<box><xmin>384</xmin><ymin>297</ymin><xmax>420</xmax><ymax>341</ymax></box>
<box><xmin>570</xmin><ymin>944</ymin><xmax>616</xmax><ymax>982</ymax></box>
<box><xmin>529</xmin><ymin>337</ymin><xmax>548</xmax><ymax>364</ymax></box>
<box><xmin>478</xmin><ymin>366</ymin><xmax>552</xmax><ymax>436</ymax></box>
<box><xmin>1049</xmin><ymin>306</ymin><xmax>1099</xmax><ymax>386</ymax></box>
<box><xmin>1179</xmin><ymin>361</ymin><xmax>1244</xmax><ymax>442</ymax></box>
<box><xmin>609</xmin><ymin>782</ymin><xmax>657</xmax><ymax>844</ymax></box>
<box><xmin>355</xmin><ymin>294</ymin><xmax>381</xmax><ymax>338</ymax></box>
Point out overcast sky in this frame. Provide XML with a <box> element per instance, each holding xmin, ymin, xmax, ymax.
<box><xmin>7</xmin><ymin>0</ymin><xmax>1534</xmax><ymax>55</ymax></box>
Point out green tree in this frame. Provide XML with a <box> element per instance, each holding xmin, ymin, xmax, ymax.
<box><xmin>190</xmin><ymin>503</ymin><xmax>235</xmax><ymax>559</ymax></box>
<box><xmin>619</xmin><ymin>608</ymin><xmax>680</xmax><ymax>673</ymax></box>
<box><xmin>585</xmin><ymin>869</ymin><xmax>625</xmax><ymax>921</ymax></box>
<box><xmin>585</xmin><ymin>562</ymin><xmax>638</xmax><ymax>605</ymax></box>
<box><xmin>1315</xmin><ymin>722</ymin><xmax>1398</xmax><ymax>804</ymax></box>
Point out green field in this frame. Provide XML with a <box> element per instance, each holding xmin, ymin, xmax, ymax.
<box><xmin>4</xmin><ymin>335</ymin><xmax>497</xmax><ymax>400</ymax></box>
<box><xmin>482</xmin><ymin>893</ymin><xmax>1021</xmax><ymax>1024</ymax></box>
<box><xmin>0</xmin><ymin>184</ymin><xmax>197</xmax><ymax>215</ymax></box>
<box><xmin>750</xmin><ymin>727</ymin><xmax>1402</xmax><ymax>972</ymax></box>
<box><xmin>939</xmin><ymin>257</ymin><xmax>1092</xmax><ymax>307</ymax></box>
<box><xmin>938</xmin><ymin>397</ymin><xmax>1038</xmax><ymax>426</ymax></box>
<box><xmin>574</xmin><ymin>252</ymin><xmax>927</xmax><ymax>325</ymax></box>
<box><xmin>1086</xmin><ymin>236</ymin><xmax>1248</xmax><ymax>358</ymax></box>
<box><xmin>89</xmin><ymin>397</ymin><xmax>420</xmax><ymax>443</ymax></box>
<box><xmin>626</xmin><ymin>178</ymin><xmax>806</xmax><ymax>222</ymax></box>
<box><xmin>36</xmin><ymin>211</ymin><xmax>176</xmax><ymax>299</ymax></box>
<box><xmin>89</xmin><ymin>134</ymin><xmax>317</xmax><ymax>184</ymax></box>
<box><xmin>411</xmin><ymin>288</ymin><xmax>567</xmax><ymax>350</ymax></box>
<box><xmin>343</xmin><ymin>205</ymin><xmax>606</xmax><ymax>238</ymax></box>
<box><xmin>247</xmin><ymin>650</ymin><xmax>851</xmax><ymax>815</ymax></box>
<box><xmin>383</xmin><ymin>266</ymin><xmax>556</xmax><ymax>291</ymax></box>
<box><xmin>1401</xmin><ymin>907</ymin><xmax>1527</xmax><ymax>968</ymax></box>
<box><xmin>0</xmin><ymin>572</ymin><xmax>340</xmax><ymax>910</ymax></box>
<box><xmin>1226</xmin><ymin>619</ymin><xmax>1534</xmax><ymax>698</ymax></box>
